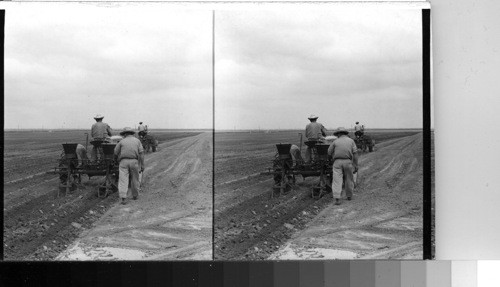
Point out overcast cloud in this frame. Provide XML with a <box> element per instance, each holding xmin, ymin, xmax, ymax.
<box><xmin>4</xmin><ymin>4</ymin><xmax>212</xmax><ymax>130</ymax></box>
<box><xmin>215</xmin><ymin>8</ymin><xmax>424</xmax><ymax>130</ymax></box>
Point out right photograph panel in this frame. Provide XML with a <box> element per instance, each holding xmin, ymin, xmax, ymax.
<box><xmin>214</xmin><ymin>6</ymin><xmax>430</xmax><ymax>260</ymax></box>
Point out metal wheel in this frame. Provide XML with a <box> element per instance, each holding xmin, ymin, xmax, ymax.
<box><xmin>272</xmin><ymin>154</ymin><xmax>293</xmax><ymax>198</ymax></box>
<box><xmin>58</xmin><ymin>159</ymin><xmax>77</xmax><ymax>197</ymax></box>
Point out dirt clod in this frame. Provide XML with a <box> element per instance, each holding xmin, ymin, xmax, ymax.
<box><xmin>71</xmin><ymin>222</ymin><xmax>82</xmax><ymax>229</ymax></box>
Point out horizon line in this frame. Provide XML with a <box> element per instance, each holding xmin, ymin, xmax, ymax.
<box><xmin>4</xmin><ymin>127</ymin><xmax>430</xmax><ymax>132</ymax></box>
<box><xmin>4</xmin><ymin>128</ymin><xmax>212</xmax><ymax>131</ymax></box>
<box><xmin>216</xmin><ymin>127</ymin><xmax>426</xmax><ymax>131</ymax></box>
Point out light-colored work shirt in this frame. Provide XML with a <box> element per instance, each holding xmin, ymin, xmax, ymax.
<box><xmin>354</xmin><ymin>124</ymin><xmax>362</xmax><ymax>132</ymax></box>
<box><xmin>114</xmin><ymin>135</ymin><xmax>144</xmax><ymax>161</ymax></box>
<box><xmin>290</xmin><ymin>144</ymin><xmax>302</xmax><ymax>162</ymax></box>
<box><xmin>76</xmin><ymin>144</ymin><xmax>87</xmax><ymax>161</ymax></box>
<box><xmin>305</xmin><ymin>122</ymin><xmax>327</xmax><ymax>139</ymax></box>
<box><xmin>91</xmin><ymin>122</ymin><xmax>112</xmax><ymax>139</ymax></box>
<box><xmin>138</xmin><ymin>124</ymin><xmax>146</xmax><ymax>132</ymax></box>
<box><xmin>328</xmin><ymin>135</ymin><xmax>357</xmax><ymax>161</ymax></box>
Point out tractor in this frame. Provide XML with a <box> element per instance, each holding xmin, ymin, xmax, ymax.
<box><xmin>139</xmin><ymin>132</ymin><xmax>158</xmax><ymax>153</ymax></box>
<box><xmin>354</xmin><ymin>133</ymin><xmax>375</xmax><ymax>152</ymax></box>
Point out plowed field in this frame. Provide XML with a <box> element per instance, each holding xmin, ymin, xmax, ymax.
<box><xmin>3</xmin><ymin>130</ymin><xmax>212</xmax><ymax>260</ymax></box>
<box><xmin>214</xmin><ymin>130</ymin><xmax>428</xmax><ymax>260</ymax></box>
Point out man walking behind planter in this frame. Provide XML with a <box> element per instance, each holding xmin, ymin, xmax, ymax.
<box><xmin>114</xmin><ymin>127</ymin><xmax>144</xmax><ymax>205</ymax></box>
<box><xmin>328</xmin><ymin>127</ymin><xmax>358</xmax><ymax>205</ymax></box>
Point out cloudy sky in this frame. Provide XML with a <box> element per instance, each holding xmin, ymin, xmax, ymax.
<box><xmin>215</xmin><ymin>8</ymin><xmax>425</xmax><ymax>130</ymax></box>
<box><xmin>4</xmin><ymin>4</ymin><xmax>212</xmax><ymax>130</ymax></box>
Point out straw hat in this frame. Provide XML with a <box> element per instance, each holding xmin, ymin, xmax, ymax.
<box><xmin>94</xmin><ymin>114</ymin><xmax>104</xmax><ymax>119</ymax></box>
<box><xmin>333</xmin><ymin>127</ymin><xmax>349</xmax><ymax>136</ymax></box>
<box><xmin>119</xmin><ymin>127</ymin><xmax>136</xmax><ymax>136</ymax></box>
<box><xmin>308</xmin><ymin>114</ymin><xmax>319</xmax><ymax>120</ymax></box>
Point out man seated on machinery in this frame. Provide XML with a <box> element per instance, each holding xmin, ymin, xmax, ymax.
<box><xmin>304</xmin><ymin>114</ymin><xmax>327</xmax><ymax>163</ymax></box>
<box><xmin>289</xmin><ymin>134</ymin><xmax>335</xmax><ymax>167</ymax></box>
<box><xmin>138</xmin><ymin>122</ymin><xmax>147</xmax><ymax>138</ymax></box>
<box><xmin>90</xmin><ymin>113</ymin><xmax>113</xmax><ymax>161</ymax></box>
<box><xmin>354</xmin><ymin>121</ymin><xmax>364</xmax><ymax>139</ymax></box>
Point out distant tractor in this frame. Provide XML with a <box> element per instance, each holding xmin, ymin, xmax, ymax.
<box><xmin>354</xmin><ymin>133</ymin><xmax>375</xmax><ymax>152</ymax></box>
<box><xmin>139</xmin><ymin>132</ymin><xmax>158</xmax><ymax>153</ymax></box>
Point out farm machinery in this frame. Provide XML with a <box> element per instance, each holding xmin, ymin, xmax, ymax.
<box><xmin>139</xmin><ymin>132</ymin><xmax>158</xmax><ymax>153</ymax></box>
<box><xmin>53</xmin><ymin>140</ymin><xmax>118</xmax><ymax>198</ymax></box>
<box><xmin>353</xmin><ymin>133</ymin><xmax>375</xmax><ymax>152</ymax></box>
<box><xmin>263</xmin><ymin>137</ymin><xmax>333</xmax><ymax>199</ymax></box>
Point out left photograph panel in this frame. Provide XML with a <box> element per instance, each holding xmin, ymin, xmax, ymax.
<box><xmin>2</xmin><ymin>4</ymin><xmax>213</xmax><ymax>260</ymax></box>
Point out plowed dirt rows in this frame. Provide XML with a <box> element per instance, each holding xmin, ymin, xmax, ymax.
<box><xmin>3</xmin><ymin>131</ymin><xmax>211</xmax><ymax>260</ymax></box>
<box><xmin>214</xmin><ymin>130</ymin><xmax>426</xmax><ymax>260</ymax></box>
<box><xmin>57</xmin><ymin>133</ymin><xmax>212</xmax><ymax>260</ymax></box>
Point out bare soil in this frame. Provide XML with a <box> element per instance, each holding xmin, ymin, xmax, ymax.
<box><xmin>57</xmin><ymin>133</ymin><xmax>212</xmax><ymax>260</ymax></box>
<box><xmin>214</xmin><ymin>130</ymin><xmax>426</xmax><ymax>260</ymax></box>
<box><xmin>3</xmin><ymin>131</ymin><xmax>211</xmax><ymax>260</ymax></box>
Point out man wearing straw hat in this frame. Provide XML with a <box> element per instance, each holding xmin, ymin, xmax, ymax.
<box><xmin>304</xmin><ymin>114</ymin><xmax>327</xmax><ymax>163</ymax></box>
<box><xmin>328</xmin><ymin>127</ymin><xmax>358</xmax><ymax>205</ymax></box>
<box><xmin>90</xmin><ymin>114</ymin><xmax>113</xmax><ymax>160</ymax></box>
<box><xmin>114</xmin><ymin>127</ymin><xmax>144</xmax><ymax>205</ymax></box>
<box><xmin>138</xmin><ymin>121</ymin><xmax>147</xmax><ymax>138</ymax></box>
<box><xmin>354</xmin><ymin>121</ymin><xmax>363</xmax><ymax>139</ymax></box>
<box><xmin>91</xmin><ymin>114</ymin><xmax>112</xmax><ymax>140</ymax></box>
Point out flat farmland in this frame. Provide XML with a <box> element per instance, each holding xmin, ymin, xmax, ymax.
<box><xmin>4</xmin><ymin>130</ymin><xmax>199</xmax><ymax>184</ymax></box>
<box><xmin>4</xmin><ymin>130</ymin><xmax>211</xmax><ymax>260</ymax></box>
<box><xmin>214</xmin><ymin>129</ymin><xmax>428</xmax><ymax>260</ymax></box>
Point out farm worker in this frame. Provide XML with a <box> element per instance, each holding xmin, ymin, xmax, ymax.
<box><xmin>304</xmin><ymin>114</ymin><xmax>327</xmax><ymax>163</ymax></box>
<box><xmin>138</xmin><ymin>122</ymin><xmax>147</xmax><ymax>138</ymax></box>
<box><xmin>290</xmin><ymin>144</ymin><xmax>303</xmax><ymax>166</ymax></box>
<box><xmin>91</xmin><ymin>114</ymin><xmax>113</xmax><ymax>139</ymax></box>
<box><xmin>328</xmin><ymin>127</ymin><xmax>358</xmax><ymax>205</ymax></box>
<box><xmin>90</xmin><ymin>114</ymin><xmax>113</xmax><ymax>160</ymax></box>
<box><xmin>354</xmin><ymin>121</ymin><xmax>363</xmax><ymax>139</ymax></box>
<box><xmin>75</xmin><ymin>144</ymin><xmax>88</xmax><ymax>168</ymax></box>
<box><xmin>114</xmin><ymin>127</ymin><xmax>144</xmax><ymax>205</ymax></box>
